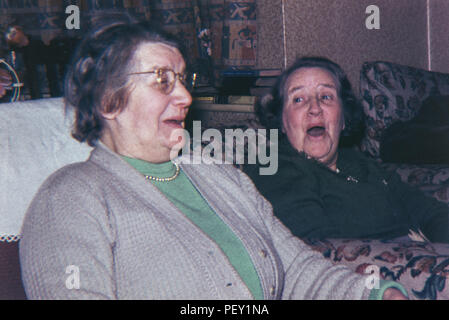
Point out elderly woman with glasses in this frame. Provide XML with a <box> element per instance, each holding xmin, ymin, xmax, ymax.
<box><xmin>19</xmin><ymin>17</ymin><xmax>407</xmax><ymax>300</ymax></box>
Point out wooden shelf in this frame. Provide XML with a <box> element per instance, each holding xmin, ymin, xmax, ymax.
<box><xmin>191</xmin><ymin>102</ymin><xmax>255</xmax><ymax>113</ymax></box>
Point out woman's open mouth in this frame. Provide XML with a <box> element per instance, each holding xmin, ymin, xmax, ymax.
<box><xmin>307</xmin><ymin>125</ymin><xmax>326</xmax><ymax>137</ymax></box>
<box><xmin>164</xmin><ymin>119</ymin><xmax>185</xmax><ymax>128</ymax></box>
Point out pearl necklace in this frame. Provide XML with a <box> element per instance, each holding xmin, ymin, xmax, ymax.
<box><xmin>145</xmin><ymin>162</ymin><xmax>180</xmax><ymax>182</ymax></box>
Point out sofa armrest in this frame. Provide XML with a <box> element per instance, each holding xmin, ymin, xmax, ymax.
<box><xmin>359</xmin><ymin>61</ymin><xmax>449</xmax><ymax>159</ymax></box>
<box><xmin>0</xmin><ymin>238</ymin><xmax>26</xmax><ymax>300</ymax></box>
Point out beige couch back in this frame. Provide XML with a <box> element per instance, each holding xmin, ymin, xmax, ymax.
<box><xmin>0</xmin><ymin>98</ymin><xmax>92</xmax><ymax>237</ymax></box>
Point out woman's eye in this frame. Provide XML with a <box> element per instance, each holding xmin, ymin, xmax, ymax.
<box><xmin>293</xmin><ymin>96</ymin><xmax>304</xmax><ymax>103</ymax></box>
<box><xmin>320</xmin><ymin>94</ymin><xmax>336</xmax><ymax>104</ymax></box>
<box><xmin>159</xmin><ymin>75</ymin><xmax>170</xmax><ymax>84</ymax></box>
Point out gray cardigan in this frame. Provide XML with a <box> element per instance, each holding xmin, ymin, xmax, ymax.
<box><xmin>20</xmin><ymin>143</ymin><xmax>371</xmax><ymax>299</ymax></box>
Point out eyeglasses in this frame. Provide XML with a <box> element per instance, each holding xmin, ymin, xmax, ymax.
<box><xmin>128</xmin><ymin>68</ymin><xmax>197</xmax><ymax>95</ymax></box>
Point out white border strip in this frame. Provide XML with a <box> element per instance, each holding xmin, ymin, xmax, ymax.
<box><xmin>427</xmin><ymin>0</ymin><xmax>431</xmax><ymax>70</ymax></box>
<box><xmin>281</xmin><ymin>0</ymin><xmax>287</xmax><ymax>69</ymax></box>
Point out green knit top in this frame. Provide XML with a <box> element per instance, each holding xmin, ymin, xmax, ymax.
<box><xmin>121</xmin><ymin>156</ymin><xmax>264</xmax><ymax>300</ymax></box>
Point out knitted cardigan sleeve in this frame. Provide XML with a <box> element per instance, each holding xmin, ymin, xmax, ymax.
<box><xmin>235</xmin><ymin>169</ymin><xmax>372</xmax><ymax>300</ymax></box>
<box><xmin>19</xmin><ymin>167</ymin><xmax>117</xmax><ymax>300</ymax></box>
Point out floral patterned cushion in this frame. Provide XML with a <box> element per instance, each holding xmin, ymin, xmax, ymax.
<box><xmin>305</xmin><ymin>238</ymin><xmax>449</xmax><ymax>300</ymax></box>
<box><xmin>359</xmin><ymin>61</ymin><xmax>449</xmax><ymax>207</ymax></box>
<box><xmin>381</xmin><ymin>163</ymin><xmax>449</xmax><ymax>206</ymax></box>
<box><xmin>360</xmin><ymin>61</ymin><xmax>449</xmax><ymax>159</ymax></box>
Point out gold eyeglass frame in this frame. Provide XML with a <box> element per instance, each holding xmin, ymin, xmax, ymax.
<box><xmin>128</xmin><ymin>68</ymin><xmax>197</xmax><ymax>94</ymax></box>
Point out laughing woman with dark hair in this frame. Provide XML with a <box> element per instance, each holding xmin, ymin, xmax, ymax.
<box><xmin>243</xmin><ymin>56</ymin><xmax>449</xmax><ymax>243</ymax></box>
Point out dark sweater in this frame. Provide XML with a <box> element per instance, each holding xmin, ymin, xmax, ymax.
<box><xmin>243</xmin><ymin>137</ymin><xmax>449</xmax><ymax>242</ymax></box>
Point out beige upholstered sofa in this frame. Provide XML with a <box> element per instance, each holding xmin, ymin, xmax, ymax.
<box><xmin>0</xmin><ymin>97</ymin><xmax>92</xmax><ymax>299</ymax></box>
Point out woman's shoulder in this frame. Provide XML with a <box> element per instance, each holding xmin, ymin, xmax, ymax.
<box><xmin>242</xmin><ymin>151</ymin><xmax>316</xmax><ymax>197</ymax></box>
<box><xmin>338</xmin><ymin>147</ymin><xmax>393</xmax><ymax>180</ymax></box>
<box><xmin>338</xmin><ymin>147</ymin><xmax>378</xmax><ymax>167</ymax></box>
<box><xmin>37</xmin><ymin>158</ymin><xmax>106</xmax><ymax>195</ymax></box>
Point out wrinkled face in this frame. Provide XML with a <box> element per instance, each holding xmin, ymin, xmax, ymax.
<box><xmin>282</xmin><ymin>67</ymin><xmax>345</xmax><ymax>169</ymax></box>
<box><xmin>101</xmin><ymin>42</ymin><xmax>192</xmax><ymax>163</ymax></box>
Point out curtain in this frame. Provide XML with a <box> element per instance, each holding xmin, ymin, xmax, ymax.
<box><xmin>0</xmin><ymin>0</ymin><xmax>257</xmax><ymax>64</ymax></box>
<box><xmin>0</xmin><ymin>0</ymin><xmax>152</xmax><ymax>45</ymax></box>
<box><xmin>0</xmin><ymin>0</ymin><xmax>257</xmax><ymax>93</ymax></box>
<box><xmin>0</xmin><ymin>0</ymin><xmax>67</xmax><ymax>46</ymax></box>
<box><xmin>152</xmin><ymin>0</ymin><xmax>257</xmax><ymax>86</ymax></box>
<box><xmin>0</xmin><ymin>0</ymin><xmax>153</xmax><ymax>98</ymax></box>
<box><xmin>218</xmin><ymin>0</ymin><xmax>257</xmax><ymax>67</ymax></box>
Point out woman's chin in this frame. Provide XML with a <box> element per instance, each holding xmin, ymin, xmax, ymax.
<box><xmin>167</xmin><ymin>126</ymin><xmax>187</xmax><ymax>143</ymax></box>
<box><xmin>303</xmin><ymin>146</ymin><xmax>334</xmax><ymax>163</ymax></box>
<box><xmin>303</xmin><ymin>140</ymin><xmax>333</xmax><ymax>156</ymax></box>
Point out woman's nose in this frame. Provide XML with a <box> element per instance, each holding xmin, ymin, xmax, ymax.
<box><xmin>307</xmin><ymin>97</ymin><xmax>323</xmax><ymax>115</ymax></box>
<box><xmin>172</xmin><ymin>81</ymin><xmax>193</xmax><ymax>109</ymax></box>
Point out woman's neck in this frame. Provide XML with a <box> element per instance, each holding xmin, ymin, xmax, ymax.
<box><xmin>99</xmin><ymin>135</ymin><xmax>171</xmax><ymax>164</ymax></box>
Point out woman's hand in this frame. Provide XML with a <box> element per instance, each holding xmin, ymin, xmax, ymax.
<box><xmin>382</xmin><ymin>288</ymin><xmax>408</xmax><ymax>300</ymax></box>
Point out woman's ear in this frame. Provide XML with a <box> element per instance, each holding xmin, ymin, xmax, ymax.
<box><xmin>99</xmin><ymin>90</ymin><xmax>124</xmax><ymax>120</ymax></box>
<box><xmin>100</xmin><ymin>103</ymin><xmax>120</xmax><ymax>120</ymax></box>
<box><xmin>101</xmin><ymin>82</ymin><xmax>134</xmax><ymax>120</ymax></box>
<box><xmin>100</xmin><ymin>107</ymin><xmax>120</xmax><ymax>120</ymax></box>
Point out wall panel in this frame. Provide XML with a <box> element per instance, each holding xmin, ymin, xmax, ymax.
<box><xmin>429</xmin><ymin>0</ymin><xmax>449</xmax><ymax>74</ymax></box>
<box><xmin>258</xmin><ymin>0</ymin><xmax>429</xmax><ymax>91</ymax></box>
